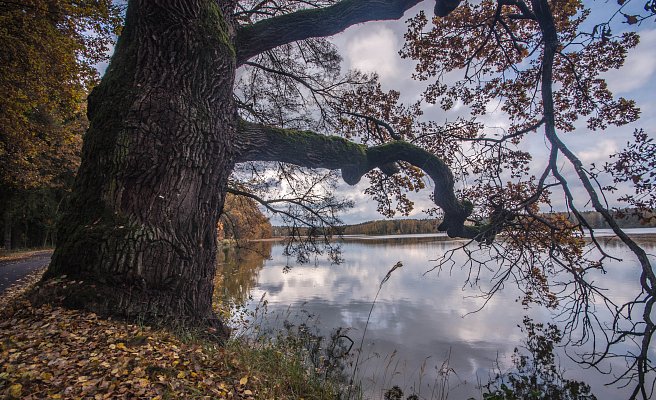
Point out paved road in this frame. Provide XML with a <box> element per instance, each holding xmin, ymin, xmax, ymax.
<box><xmin>0</xmin><ymin>251</ymin><xmax>53</xmax><ymax>293</ymax></box>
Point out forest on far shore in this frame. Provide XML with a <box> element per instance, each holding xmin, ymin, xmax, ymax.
<box><xmin>271</xmin><ymin>208</ymin><xmax>656</xmax><ymax>237</ymax></box>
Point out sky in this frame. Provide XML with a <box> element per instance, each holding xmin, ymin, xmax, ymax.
<box><xmin>323</xmin><ymin>1</ymin><xmax>656</xmax><ymax>224</ymax></box>
<box><xmin>96</xmin><ymin>1</ymin><xmax>655</xmax><ymax>225</ymax></box>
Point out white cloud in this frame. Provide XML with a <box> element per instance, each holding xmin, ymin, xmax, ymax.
<box><xmin>576</xmin><ymin>139</ymin><xmax>618</xmax><ymax>164</ymax></box>
<box><xmin>344</xmin><ymin>26</ymin><xmax>401</xmax><ymax>81</ymax></box>
<box><xmin>602</xmin><ymin>29</ymin><xmax>656</xmax><ymax>94</ymax></box>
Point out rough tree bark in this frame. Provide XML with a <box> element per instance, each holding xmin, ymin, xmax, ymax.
<box><xmin>45</xmin><ymin>1</ymin><xmax>237</xmax><ymax>331</ymax></box>
<box><xmin>44</xmin><ymin>0</ymin><xmax>465</xmax><ymax>334</ymax></box>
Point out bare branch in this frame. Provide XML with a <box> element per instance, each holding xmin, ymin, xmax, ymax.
<box><xmin>531</xmin><ymin>0</ymin><xmax>655</xmax><ymax>396</ymax></box>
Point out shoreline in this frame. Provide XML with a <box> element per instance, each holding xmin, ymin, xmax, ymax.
<box><xmin>257</xmin><ymin>228</ymin><xmax>656</xmax><ymax>242</ymax></box>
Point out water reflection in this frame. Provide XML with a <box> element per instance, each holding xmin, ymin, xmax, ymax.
<box><xmin>216</xmin><ymin>235</ymin><xmax>656</xmax><ymax>399</ymax></box>
<box><xmin>214</xmin><ymin>241</ymin><xmax>272</xmax><ymax>306</ymax></box>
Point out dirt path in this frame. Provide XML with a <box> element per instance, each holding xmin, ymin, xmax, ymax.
<box><xmin>0</xmin><ymin>250</ymin><xmax>52</xmax><ymax>293</ymax></box>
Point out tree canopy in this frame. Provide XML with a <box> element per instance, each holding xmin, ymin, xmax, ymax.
<box><xmin>0</xmin><ymin>0</ymin><xmax>121</xmax><ymax>190</ymax></box>
<box><xmin>0</xmin><ymin>0</ymin><xmax>123</xmax><ymax>249</ymax></box>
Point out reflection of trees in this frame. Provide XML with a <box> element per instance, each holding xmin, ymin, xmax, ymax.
<box><xmin>590</xmin><ymin>235</ymin><xmax>656</xmax><ymax>251</ymax></box>
<box><xmin>214</xmin><ymin>241</ymin><xmax>273</xmax><ymax>306</ymax></box>
<box><xmin>482</xmin><ymin>317</ymin><xmax>596</xmax><ymax>400</ymax></box>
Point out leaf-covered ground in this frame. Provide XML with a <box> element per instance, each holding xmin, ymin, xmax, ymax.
<box><xmin>0</xmin><ymin>249</ymin><xmax>53</xmax><ymax>263</ymax></box>
<box><xmin>0</xmin><ymin>268</ymin><xmax>339</xmax><ymax>399</ymax></box>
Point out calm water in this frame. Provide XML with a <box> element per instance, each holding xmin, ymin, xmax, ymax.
<box><xmin>217</xmin><ymin>231</ymin><xmax>656</xmax><ymax>399</ymax></box>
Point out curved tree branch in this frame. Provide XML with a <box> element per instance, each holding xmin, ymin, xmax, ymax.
<box><xmin>532</xmin><ymin>0</ymin><xmax>655</xmax><ymax>396</ymax></box>
<box><xmin>235</xmin><ymin>120</ymin><xmax>499</xmax><ymax>240</ymax></box>
<box><xmin>236</xmin><ymin>0</ymin><xmax>429</xmax><ymax>65</ymax></box>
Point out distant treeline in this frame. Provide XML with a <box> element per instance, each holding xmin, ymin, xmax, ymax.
<box><xmin>562</xmin><ymin>209</ymin><xmax>655</xmax><ymax>229</ymax></box>
<box><xmin>338</xmin><ymin>218</ymin><xmax>442</xmax><ymax>235</ymax></box>
<box><xmin>271</xmin><ymin>218</ymin><xmax>442</xmax><ymax>237</ymax></box>
<box><xmin>271</xmin><ymin>208</ymin><xmax>655</xmax><ymax>237</ymax></box>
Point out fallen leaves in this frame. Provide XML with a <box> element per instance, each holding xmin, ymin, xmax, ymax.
<box><xmin>0</xmin><ymin>267</ymin><xmax>339</xmax><ymax>399</ymax></box>
<box><xmin>8</xmin><ymin>383</ymin><xmax>21</xmax><ymax>398</ymax></box>
<box><xmin>0</xmin><ymin>249</ymin><xmax>53</xmax><ymax>263</ymax></box>
<box><xmin>0</xmin><ymin>298</ymin><xmax>258</xmax><ymax>399</ymax></box>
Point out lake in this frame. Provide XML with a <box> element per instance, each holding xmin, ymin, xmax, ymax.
<box><xmin>216</xmin><ymin>230</ymin><xmax>656</xmax><ymax>399</ymax></box>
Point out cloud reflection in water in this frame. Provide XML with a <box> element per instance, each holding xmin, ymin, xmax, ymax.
<box><xmin>219</xmin><ymin>235</ymin><xmax>656</xmax><ymax>399</ymax></box>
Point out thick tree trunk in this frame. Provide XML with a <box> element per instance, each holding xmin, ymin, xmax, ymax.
<box><xmin>44</xmin><ymin>0</ymin><xmax>236</xmax><ymax>333</ymax></box>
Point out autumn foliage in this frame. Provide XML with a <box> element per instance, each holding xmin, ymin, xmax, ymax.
<box><xmin>0</xmin><ymin>0</ymin><xmax>121</xmax><ymax>190</ymax></box>
<box><xmin>0</xmin><ymin>269</ymin><xmax>340</xmax><ymax>399</ymax></box>
<box><xmin>218</xmin><ymin>194</ymin><xmax>272</xmax><ymax>241</ymax></box>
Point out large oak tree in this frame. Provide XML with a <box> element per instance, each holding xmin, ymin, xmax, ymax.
<box><xmin>45</xmin><ymin>0</ymin><xmax>476</xmax><ymax>329</ymax></box>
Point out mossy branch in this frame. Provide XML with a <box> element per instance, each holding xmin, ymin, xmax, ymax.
<box><xmin>236</xmin><ymin>121</ymin><xmax>494</xmax><ymax>240</ymax></box>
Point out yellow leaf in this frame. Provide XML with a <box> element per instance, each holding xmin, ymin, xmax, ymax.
<box><xmin>244</xmin><ymin>389</ymin><xmax>253</xmax><ymax>395</ymax></box>
<box><xmin>239</xmin><ymin>376</ymin><xmax>248</xmax><ymax>385</ymax></box>
<box><xmin>116</xmin><ymin>343</ymin><xmax>127</xmax><ymax>351</ymax></box>
<box><xmin>9</xmin><ymin>384</ymin><xmax>22</xmax><ymax>398</ymax></box>
<box><xmin>40</xmin><ymin>372</ymin><xmax>54</xmax><ymax>381</ymax></box>
<box><xmin>177</xmin><ymin>371</ymin><xmax>186</xmax><ymax>379</ymax></box>
<box><xmin>50</xmin><ymin>395</ymin><xmax>62</xmax><ymax>399</ymax></box>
